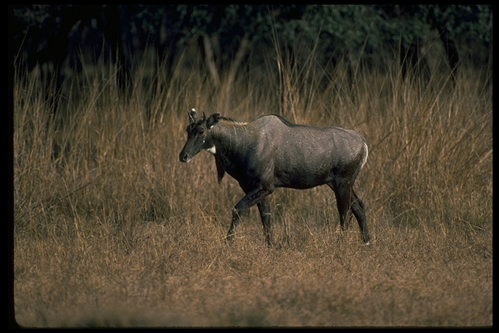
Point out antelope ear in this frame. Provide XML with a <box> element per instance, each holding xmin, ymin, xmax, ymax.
<box><xmin>207</xmin><ymin>113</ymin><xmax>221</xmax><ymax>129</ymax></box>
<box><xmin>188</xmin><ymin>108</ymin><xmax>197</xmax><ymax>124</ymax></box>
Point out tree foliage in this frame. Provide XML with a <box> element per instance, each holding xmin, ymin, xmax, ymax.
<box><xmin>12</xmin><ymin>5</ymin><xmax>492</xmax><ymax>79</ymax></box>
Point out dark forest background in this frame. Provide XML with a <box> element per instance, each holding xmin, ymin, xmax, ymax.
<box><xmin>12</xmin><ymin>5</ymin><xmax>493</xmax><ymax>114</ymax></box>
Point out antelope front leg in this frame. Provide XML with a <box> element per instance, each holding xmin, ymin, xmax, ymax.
<box><xmin>257</xmin><ymin>198</ymin><xmax>272</xmax><ymax>247</ymax></box>
<box><xmin>226</xmin><ymin>187</ymin><xmax>272</xmax><ymax>243</ymax></box>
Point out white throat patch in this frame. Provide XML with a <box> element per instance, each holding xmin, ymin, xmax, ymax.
<box><xmin>205</xmin><ymin>145</ymin><xmax>216</xmax><ymax>155</ymax></box>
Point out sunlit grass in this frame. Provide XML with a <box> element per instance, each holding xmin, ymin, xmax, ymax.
<box><xmin>13</xmin><ymin>45</ymin><xmax>492</xmax><ymax>327</ymax></box>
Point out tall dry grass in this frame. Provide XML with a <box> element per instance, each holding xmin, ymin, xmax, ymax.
<box><xmin>13</xmin><ymin>44</ymin><xmax>492</xmax><ymax>327</ymax></box>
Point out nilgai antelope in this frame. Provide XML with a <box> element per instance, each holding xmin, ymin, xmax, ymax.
<box><xmin>179</xmin><ymin>109</ymin><xmax>370</xmax><ymax>246</ymax></box>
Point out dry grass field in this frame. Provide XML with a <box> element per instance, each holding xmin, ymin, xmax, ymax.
<box><xmin>13</xmin><ymin>47</ymin><xmax>492</xmax><ymax>327</ymax></box>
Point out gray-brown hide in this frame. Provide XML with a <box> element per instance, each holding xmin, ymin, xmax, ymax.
<box><xmin>179</xmin><ymin>109</ymin><xmax>370</xmax><ymax>246</ymax></box>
